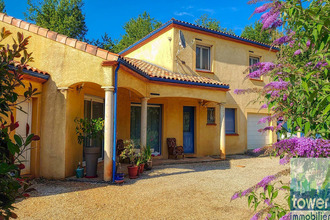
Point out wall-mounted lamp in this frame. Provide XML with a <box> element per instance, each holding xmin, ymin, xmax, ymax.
<box><xmin>76</xmin><ymin>83</ymin><xmax>84</xmax><ymax>93</ymax></box>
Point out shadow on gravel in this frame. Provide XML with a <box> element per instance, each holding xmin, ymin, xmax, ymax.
<box><xmin>24</xmin><ymin>160</ymin><xmax>231</xmax><ymax>198</ymax></box>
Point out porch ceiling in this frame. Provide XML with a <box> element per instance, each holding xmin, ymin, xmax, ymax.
<box><xmin>118</xmin><ymin>57</ymin><xmax>229</xmax><ymax>90</ymax></box>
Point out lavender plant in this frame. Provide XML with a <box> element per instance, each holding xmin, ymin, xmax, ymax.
<box><xmin>232</xmin><ymin>0</ymin><xmax>329</xmax><ymax>219</ymax></box>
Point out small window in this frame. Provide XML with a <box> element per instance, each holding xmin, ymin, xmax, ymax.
<box><xmin>249</xmin><ymin>56</ymin><xmax>260</xmax><ymax>75</ymax></box>
<box><xmin>225</xmin><ymin>108</ymin><xmax>236</xmax><ymax>134</ymax></box>
<box><xmin>196</xmin><ymin>45</ymin><xmax>211</xmax><ymax>71</ymax></box>
<box><xmin>207</xmin><ymin>107</ymin><xmax>215</xmax><ymax>124</ymax></box>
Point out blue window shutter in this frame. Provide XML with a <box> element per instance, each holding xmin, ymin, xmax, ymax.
<box><xmin>225</xmin><ymin>108</ymin><xmax>236</xmax><ymax>134</ymax></box>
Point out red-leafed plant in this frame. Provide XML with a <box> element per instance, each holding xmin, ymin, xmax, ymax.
<box><xmin>0</xmin><ymin>27</ymin><xmax>39</xmax><ymax>219</ymax></box>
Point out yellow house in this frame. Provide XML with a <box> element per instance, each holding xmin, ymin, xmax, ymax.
<box><xmin>0</xmin><ymin>14</ymin><xmax>278</xmax><ymax>181</ymax></box>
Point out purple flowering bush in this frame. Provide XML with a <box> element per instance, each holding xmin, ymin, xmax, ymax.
<box><xmin>232</xmin><ymin>0</ymin><xmax>329</xmax><ymax>219</ymax></box>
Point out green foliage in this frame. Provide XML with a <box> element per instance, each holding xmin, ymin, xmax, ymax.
<box><xmin>0</xmin><ymin>0</ymin><xmax>5</xmax><ymax>13</ymax></box>
<box><xmin>271</xmin><ymin>0</ymin><xmax>330</xmax><ymax>139</ymax></box>
<box><xmin>241</xmin><ymin>21</ymin><xmax>274</xmax><ymax>44</ymax></box>
<box><xmin>195</xmin><ymin>14</ymin><xmax>235</xmax><ymax>34</ymax></box>
<box><xmin>112</xmin><ymin>12</ymin><xmax>162</xmax><ymax>53</ymax></box>
<box><xmin>75</xmin><ymin>117</ymin><xmax>104</xmax><ymax>146</ymax></box>
<box><xmin>25</xmin><ymin>0</ymin><xmax>88</xmax><ymax>40</ymax></box>
<box><xmin>119</xmin><ymin>140</ymin><xmax>139</xmax><ymax>166</ymax></box>
<box><xmin>85</xmin><ymin>33</ymin><xmax>116</xmax><ymax>52</ymax></box>
<box><xmin>141</xmin><ymin>145</ymin><xmax>152</xmax><ymax>163</ymax></box>
<box><xmin>0</xmin><ymin>28</ymin><xmax>38</xmax><ymax>219</ymax></box>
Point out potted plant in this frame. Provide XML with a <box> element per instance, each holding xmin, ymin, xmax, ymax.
<box><xmin>136</xmin><ymin>155</ymin><xmax>144</xmax><ymax>174</ymax></box>
<box><xmin>76</xmin><ymin>162</ymin><xmax>84</xmax><ymax>178</ymax></box>
<box><xmin>75</xmin><ymin>117</ymin><xmax>104</xmax><ymax>178</ymax></box>
<box><xmin>120</xmin><ymin>140</ymin><xmax>139</xmax><ymax>179</ymax></box>
<box><xmin>142</xmin><ymin>145</ymin><xmax>153</xmax><ymax>170</ymax></box>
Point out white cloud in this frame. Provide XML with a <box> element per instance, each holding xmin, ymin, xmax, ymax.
<box><xmin>174</xmin><ymin>11</ymin><xmax>195</xmax><ymax>17</ymax></box>
<box><xmin>198</xmin><ymin>8</ymin><xmax>215</xmax><ymax>14</ymax></box>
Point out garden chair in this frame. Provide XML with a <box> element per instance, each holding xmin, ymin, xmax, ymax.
<box><xmin>167</xmin><ymin>138</ymin><xmax>184</xmax><ymax>159</ymax></box>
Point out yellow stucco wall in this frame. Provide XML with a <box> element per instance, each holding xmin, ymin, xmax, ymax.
<box><xmin>126</xmin><ymin>28</ymin><xmax>175</xmax><ymax>72</ymax></box>
<box><xmin>173</xmin><ymin>29</ymin><xmax>277</xmax><ymax>154</ymax></box>
<box><xmin>126</xmin><ymin>26</ymin><xmax>277</xmax><ymax>154</ymax></box>
<box><xmin>0</xmin><ymin>21</ymin><xmax>115</xmax><ymax>178</ymax></box>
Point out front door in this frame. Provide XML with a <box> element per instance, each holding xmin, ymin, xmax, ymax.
<box><xmin>183</xmin><ymin>106</ymin><xmax>194</xmax><ymax>153</ymax></box>
<box><xmin>16</xmin><ymin>97</ymin><xmax>32</xmax><ymax>175</ymax></box>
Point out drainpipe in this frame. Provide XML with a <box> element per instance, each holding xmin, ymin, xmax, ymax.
<box><xmin>112</xmin><ymin>63</ymin><xmax>121</xmax><ymax>182</ymax></box>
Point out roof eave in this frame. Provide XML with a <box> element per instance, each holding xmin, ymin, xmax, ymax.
<box><xmin>118</xmin><ymin>57</ymin><xmax>230</xmax><ymax>90</ymax></box>
<box><xmin>119</xmin><ymin>19</ymin><xmax>279</xmax><ymax>56</ymax></box>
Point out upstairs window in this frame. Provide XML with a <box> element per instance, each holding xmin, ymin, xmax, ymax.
<box><xmin>196</xmin><ymin>45</ymin><xmax>211</xmax><ymax>71</ymax></box>
<box><xmin>249</xmin><ymin>56</ymin><xmax>260</xmax><ymax>72</ymax></box>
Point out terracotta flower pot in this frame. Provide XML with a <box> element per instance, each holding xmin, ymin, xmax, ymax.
<box><xmin>127</xmin><ymin>165</ymin><xmax>139</xmax><ymax>179</ymax></box>
<box><xmin>139</xmin><ymin>163</ymin><xmax>145</xmax><ymax>174</ymax></box>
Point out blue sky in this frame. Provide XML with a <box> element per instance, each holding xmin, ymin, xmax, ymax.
<box><xmin>3</xmin><ymin>0</ymin><xmax>262</xmax><ymax>41</ymax></box>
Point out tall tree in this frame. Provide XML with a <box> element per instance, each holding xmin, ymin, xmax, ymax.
<box><xmin>241</xmin><ymin>21</ymin><xmax>273</xmax><ymax>44</ymax></box>
<box><xmin>25</xmin><ymin>0</ymin><xmax>88</xmax><ymax>40</ymax></box>
<box><xmin>113</xmin><ymin>12</ymin><xmax>162</xmax><ymax>53</ymax></box>
<box><xmin>85</xmin><ymin>33</ymin><xmax>116</xmax><ymax>53</ymax></box>
<box><xmin>195</xmin><ymin>14</ymin><xmax>235</xmax><ymax>34</ymax></box>
<box><xmin>0</xmin><ymin>0</ymin><xmax>5</xmax><ymax>13</ymax></box>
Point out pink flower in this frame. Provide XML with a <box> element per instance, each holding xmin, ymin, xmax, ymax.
<box><xmin>253</xmin><ymin>3</ymin><xmax>271</xmax><ymax>14</ymax></box>
<box><xmin>231</xmin><ymin>192</ymin><xmax>240</xmax><ymax>200</ymax></box>
<box><xmin>306</xmin><ymin>40</ymin><xmax>311</xmax><ymax>47</ymax></box>
<box><xmin>279</xmin><ymin>213</ymin><xmax>290</xmax><ymax>220</ymax></box>
<box><xmin>294</xmin><ymin>49</ymin><xmax>301</xmax><ymax>56</ymax></box>
<box><xmin>260</xmin><ymin>104</ymin><xmax>268</xmax><ymax>109</ymax></box>
<box><xmin>241</xmin><ymin>188</ymin><xmax>253</xmax><ymax>196</ymax></box>
<box><xmin>273</xmin><ymin>35</ymin><xmax>292</xmax><ymax>45</ymax></box>
<box><xmin>283</xmin><ymin>93</ymin><xmax>287</xmax><ymax>101</ymax></box>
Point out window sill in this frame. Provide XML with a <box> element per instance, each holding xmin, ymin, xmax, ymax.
<box><xmin>206</xmin><ymin>123</ymin><xmax>217</xmax><ymax>126</ymax></box>
<box><xmin>226</xmin><ymin>133</ymin><xmax>239</xmax><ymax>136</ymax></box>
<box><xmin>196</xmin><ymin>69</ymin><xmax>214</xmax><ymax>74</ymax></box>
<box><xmin>249</xmin><ymin>78</ymin><xmax>263</xmax><ymax>82</ymax></box>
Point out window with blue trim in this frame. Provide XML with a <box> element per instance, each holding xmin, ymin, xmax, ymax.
<box><xmin>225</xmin><ymin>108</ymin><xmax>236</xmax><ymax>134</ymax></box>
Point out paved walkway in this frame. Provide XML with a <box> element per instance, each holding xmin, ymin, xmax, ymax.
<box><xmin>15</xmin><ymin>155</ymin><xmax>289</xmax><ymax>220</ymax></box>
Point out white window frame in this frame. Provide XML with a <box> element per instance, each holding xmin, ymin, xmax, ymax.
<box><xmin>249</xmin><ymin>56</ymin><xmax>261</xmax><ymax>77</ymax></box>
<box><xmin>83</xmin><ymin>95</ymin><xmax>105</xmax><ymax>165</ymax></box>
<box><xmin>196</xmin><ymin>45</ymin><xmax>211</xmax><ymax>71</ymax></box>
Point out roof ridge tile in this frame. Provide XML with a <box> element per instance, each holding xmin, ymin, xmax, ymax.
<box><xmin>0</xmin><ymin>12</ymin><xmax>119</xmax><ymax>61</ymax></box>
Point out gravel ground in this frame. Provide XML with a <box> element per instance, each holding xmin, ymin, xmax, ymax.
<box><xmin>14</xmin><ymin>155</ymin><xmax>289</xmax><ymax>220</ymax></box>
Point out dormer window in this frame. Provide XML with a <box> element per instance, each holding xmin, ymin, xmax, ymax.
<box><xmin>196</xmin><ymin>45</ymin><xmax>211</xmax><ymax>71</ymax></box>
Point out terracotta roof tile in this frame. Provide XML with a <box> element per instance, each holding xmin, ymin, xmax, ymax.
<box><xmin>20</xmin><ymin>21</ymin><xmax>30</xmax><ymax>30</ymax></box>
<box><xmin>171</xmin><ymin>18</ymin><xmax>278</xmax><ymax>49</ymax></box>
<box><xmin>11</xmin><ymin>61</ymin><xmax>49</xmax><ymax>75</ymax></box>
<box><xmin>56</xmin><ymin>34</ymin><xmax>67</xmax><ymax>44</ymax></box>
<box><xmin>66</xmin><ymin>38</ymin><xmax>77</xmax><ymax>47</ymax></box>
<box><xmin>120</xmin><ymin>57</ymin><xmax>229</xmax><ymax>88</ymax></box>
<box><xmin>29</xmin><ymin>24</ymin><xmax>39</xmax><ymax>34</ymax></box>
<box><xmin>11</xmin><ymin>18</ymin><xmax>22</xmax><ymax>28</ymax></box>
<box><xmin>75</xmin><ymin>41</ymin><xmax>87</xmax><ymax>51</ymax></box>
<box><xmin>3</xmin><ymin>15</ymin><xmax>13</xmax><ymax>24</ymax></box>
<box><xmin>37</xmin><ymin>27</ymin><xmax>49</xmax><ymax>37</ymax></box>
<box><xmin>46</xmin><ymin>30</ymin><xmax>57</xmax><ymax>41</ymax></box>
<box><xmin>0</xmin><ymin>12</ymin><xmax>118</xmax><ymax>61</ymax></box>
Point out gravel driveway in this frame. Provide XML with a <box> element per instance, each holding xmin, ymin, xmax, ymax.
<box><xmin>14</xmin><ymin>155</ymin><xmax>288</xmax><ymax>220</ymax></box>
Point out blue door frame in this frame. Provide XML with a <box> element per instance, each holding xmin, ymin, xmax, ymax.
<box><xmin>183</xmin><ymin>106</ymin><xmax>195</xmax><ymax>153</ymax></box>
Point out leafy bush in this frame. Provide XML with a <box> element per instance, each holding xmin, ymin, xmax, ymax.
<box><xmin>0</xmin><ymin>27</ymin><xmax>39</xmax><ymax>219</ymax></box>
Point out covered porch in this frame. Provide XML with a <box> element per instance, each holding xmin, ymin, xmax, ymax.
<box><xmin>64</xmin><ymin>57</ymin><xmax>229</xmax><ymax>182</ymax></box>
